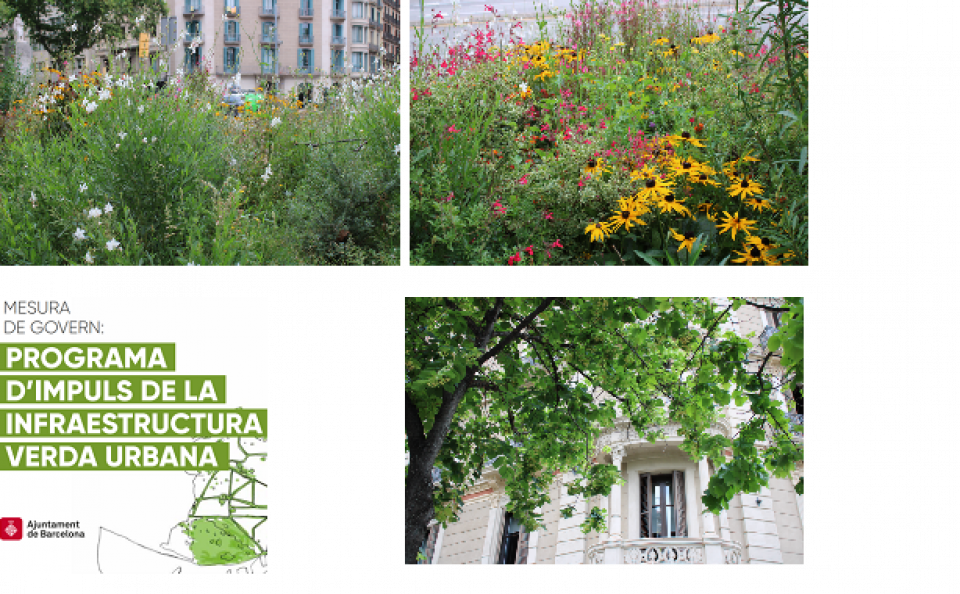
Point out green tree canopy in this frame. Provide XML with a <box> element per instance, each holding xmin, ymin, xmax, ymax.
<box><xmin>405</xmin><ymin>297</ymin><xmax>803</xmax><ymax>564</ymax></box>
<box><xmin>5</xmin><ymin>0</ymin><xmax>167</xmax><ymax>65</ymax></box>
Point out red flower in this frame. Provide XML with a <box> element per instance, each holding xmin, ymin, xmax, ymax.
<box><xmin>544</xmin><ymin>211</ymin><xmax>554</xmax><ymax>220</ymax></box>
<box><xmin>524</xmin><ymin>245</ymin><xmax>534</xmax><ymax>256</ymax></box>
<box><xmin>447</xmin><ymin>125</ymin><xmax>461</xmax><ymax>133</ymax></box>
<box><xmin>508</xmin><ymin>252</ymin><xmax>522</xmax><ymax>265</ymax></box>
<box><xmin>550</xmin><ymin>240</ymin><xmax>563</xmax><ymax>248</ymax></box>
<box><xmin>518</xmin><ymin>174</ymin><xmax>529</xmax><ymax>185</ymax></box>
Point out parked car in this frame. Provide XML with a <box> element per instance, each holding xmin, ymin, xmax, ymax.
<box><xmin>222</xmin><ymin>84</ymin><xmax>244</xmax><ymax>114</ymax></box>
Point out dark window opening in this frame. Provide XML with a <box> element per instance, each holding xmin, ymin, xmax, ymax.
<box><xmin>498</xmin><ymin>512</ymin><xmax>521</xmax><ymax>564</ymax></box>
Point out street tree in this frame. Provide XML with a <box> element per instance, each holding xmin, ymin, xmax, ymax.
<box><xmin>5</xmin><ymin>0</ymin><xmax>167</xmax><ymax>66</ymax></box>
<box><xmin>405</xmin><ymin>297</ymin><xmax>803</xmax><ymax>564</ymax></box>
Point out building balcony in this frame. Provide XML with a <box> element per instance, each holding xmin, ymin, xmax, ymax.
<box><xmin>259</xmin><ymin>6</ymin><xmax>279</xmax><ymax>18</ymax></box>
<box><xmin>586</xmin><ymin>539</ymin><xmax>742</xmax><ymax>564</ymax></box>
<box><xmin>299</xmin><ymin>34</ymin><xmax>313</xmax><ymax>45</ymax></box>
<box><xmin>331</xmin><ymin>66</ymin><xmax>347</xmax><ymax>76</ymax></box>
<box><xmin>299</xmin><ymin>7</ymin><xmax>313</xmax><ymax>18</ymax></box>
<box><xmin>368</xmin><ymin>42</ymin><xmax>380</xmax><ymax>54</ymax></box>
<box><xmin>183</xmin><ymin>2</ymin><xmax>204</xmax><ymax>15</ymax></box>
<box><xmin>221</xmin><ymin>63</ymin><xmax>239</xmax><ymax>75</ymax></box>
<box><xmin>261</xmin><ymin>64</ymin><xmax>279</xmax><ymax>76</ymax></box>
<box><xmin>224</xmin><ymin>5</ymin><xmax>241</xmax><ymax>17</ymax></box>
<box><xmin>224</xmin><ymin>33</ymin><xmax>241</xmax><ymax>44</ymax></box>
<box><xmin>372</xmin><ymin>22</ymin><xmax>383</xmax><ymax>31</ymax></box>
<box><xmin>184</xmin><ymin>33</ymin><xmax>204</xmax><ymax>44</ymax></box>
<box><xmin>331</xmin><ymin>9</ymin><xmax>346</xmax><ymax>20</ymax></box>
<box><xmin>330</xmin><ymin>36</ymin><xmax>345</xmax><ymax>47</ymax></box>
<box><xmin>261</xmin><ymin>34</ymin><xmax>281</xmax><ymax>45</ymax></box>
<box><xmin>352</xmin><ymin>64</ymin><xmax>364</xmax><ymax>73</ymax></box>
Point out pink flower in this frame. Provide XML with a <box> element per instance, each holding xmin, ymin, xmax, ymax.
<box><xmin>551</xmin><ymin>240</ymin><xmax>563</xmax><ymax>248</ymax></box>
<box><xmin>442</xmin><ymin>192</ymin><xmax>454</xmax><ymax>202</ymax></box>
<box><xmin>524</xmin><ymin>245</ymin><xmax>534</xmax><ymax>256</ymax></box>
<box><xmin>518</xmin><ymin>174</ymin><xmax>529</xmax><ymax>185</ymax></box>
<box><xmin>508</xmin><ymin>252</ymin><xmax>522</xmax><ymax>266</ymax></box>
<box><xmin>544</xmin><ymin>211</ymin><xmax>554</xmax><ymax>220</ymax></box>
<box><xmin>492</xmin><ymin>200</ymin><xmax>506</xmax><ymax>215</ymax></box>
<box><xmin>447</xmin><ymin>125</ymin><xmax>461</xmax><ymax>133</ymax></box>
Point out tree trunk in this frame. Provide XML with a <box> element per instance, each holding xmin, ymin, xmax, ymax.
<box><xmin>404</xmin><ymin>444</ymin><xmax>435</xmax><ymax>564</ymax></box>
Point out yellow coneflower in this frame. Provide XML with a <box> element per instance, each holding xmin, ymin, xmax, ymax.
<box><xmin>655</xmin><ymin>193</ymin><xmax>692</xmax><ymax>217</ymax></box>
<box><xmin>746</xmin><ymin>235</ymin><xmax>778</xmax><ymax>252</ymax></box>
<box><xmin>732</xmin><ymin>245</ymin><xmax>764</xmax><ymax>266</ymax></box>
<box><xmin>606</xmin><ymin>200</ymin><xmax>645</xmax><ymax>233</ymax></box>
<box><xmin>637</xmin><ymin>175</ymin><xmax>675</xmax><ymax>201</ymax></box>
<box><xmin>744</xmin><ymin>197</ymin><xmax>772</xmax><ymax>212</ymax></box>
<box><xmin>668</xmin><ymin>131</ymin><xmax>707</xmax><ymax>148</ymax></box>
<box><xmin>669</xmin><ymin>156</ymin><xmax>703</xmax><ymax>178</ymax></box>
<box><xmin>716</xmin><ymin>211</ymin><xmax>757</xmax><ymax>240</ymax></box>
<box><xmin>670</xmin><ymin>228</ymin><xmax>699</xmax><ymax>252</ymax></box>
<box><xmin>728</xmin><ymin>176</ymin><xmax>764</xmax><ymax>199</ymax></box>
<box><xmin>585</xmin><ymin>222</ymin><xmax>612</xmax><ymax>242</ymax></box>
<box><xmin>583</xmin><ymin>157</ymin><xmax>612</xmax><ymax>178</ymax></box>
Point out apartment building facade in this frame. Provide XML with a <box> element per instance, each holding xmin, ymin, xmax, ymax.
<box><xmin>4</xmin><ymin>0</ymin><xmax>397</xmax><ymax>91</ymax></box>
<box><xmin>421</xmin><ymin>299</ymin><xmax>804</xmax><ymax>565</ymax></box>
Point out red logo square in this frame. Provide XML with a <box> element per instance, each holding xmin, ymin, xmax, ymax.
<box><xmin>0</xmin><ymin>518</ymin><xmax>23</xmax><ymax>541</ymax></box>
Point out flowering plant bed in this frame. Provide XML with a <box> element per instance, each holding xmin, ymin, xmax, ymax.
<box><xmin>411</xmin><ymin>0</ymin><xmax>807</xmax><ymax>265</ymax></box>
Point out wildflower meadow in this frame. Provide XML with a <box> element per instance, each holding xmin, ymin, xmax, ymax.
<box><xmin>0</xmin><ymin>42</ymin><xmax>399</xmax><ymax>266</ymax></box>
<box><xmin>411</xmin><ymin>0</ymin><xmax>808</xmax><ymax>265</ymax></box>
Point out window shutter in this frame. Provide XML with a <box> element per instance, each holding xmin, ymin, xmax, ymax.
<box><xmin>639</xmin><ymin>473</ymin><xmax>651</xmax><ymax>538</ymax></box>
<box><xmin>496</xmin><ymin>509</ymin><xmax>510</xmax><ymax>564</ymax></box>
<box><xmin>160</xmin><ymin>18</ymin><xmax>168</xmax><ymax>46</ymax></box>
<box><xmin>672</xmin><ymin>470</ymin><xmax>687</xmax><ymax>537</ymax></box>
<box><xmin>517</xmin><ymin>525</ymin><xmax>530</xmax><ymax>564</ymax></box>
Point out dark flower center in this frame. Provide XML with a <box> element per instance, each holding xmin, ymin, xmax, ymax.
<box><xmin>620</xmin><ymin>210</ymin><xmax>631</xmax><ymax>220</ymax></box>
<box><xmin>740</xmin><ymin>179</ymin><xmax>750</xmax><ymax>188</ymax></box>
<box><xmin>749</xmin><ymin>247</ymin><xmax>762</xmax><ymax>258</ymax></box>
<box><xmin>698</xmin><ymin>174</ymin><xmax>708</xmax><ymax>181</ymax></box>
<box><xmin>587</xmin><ymin>158</ymin><xmax>597</xmax><ymax>168</ymax></box>
<box><xmin>682</xmin><ymin>161</ymin><xmax>693</xmax><ymax>170</ymax></box>
<box><xmin>681</xmin><ymin>131</ymin><xmax>691</xmax><ymax>139</ymax></box>
<box><xmin>761</xmin><ymin>238</ymin><xmax>772</xmax><ymax>247</ymax></box>
<box><xmin>646</xmin><ymin>179</ymin><xmax>656</xmax><ymax>188</ymax></box>
<box><xmin>665</xmin><ymin>194</ymin><xmax>675</xmax><ymax>203</ymax></box>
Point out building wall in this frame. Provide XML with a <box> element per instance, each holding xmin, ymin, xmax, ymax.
<box><xmin>5</xmin><ymin>0</ymin><xmax>398</xmax><ymax>91</ymax></box>
<box><xmin>430</xmin><ymin>299</ymin><xmax>802</xmax><ymax>564</ymax></box>
<box><xmin>436</xmin><ymin>491</ymin><xmax>494</xmax><ymax>565</ymax></box>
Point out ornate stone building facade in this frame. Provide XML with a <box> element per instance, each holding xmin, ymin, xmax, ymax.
<box><xmin>422</xmin><ymin>299</ymin><xmax>804</xmax><ymax>565</ymax></box>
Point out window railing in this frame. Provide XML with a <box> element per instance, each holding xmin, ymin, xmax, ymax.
<box><xmin>331</xmin><ymin>9</ymin><xmax>345</xmax><ymax>19</ymax></box>
<box><xmin>352</xmin><ymin>64</ymin><xmax>363</xmax><ymax>73</ymax></box>
<box><xmin>184</xmin><ymin>2</ymin><xmax>204</xmax><ymax>14</ymax></box>
<box><xmin>224</xmin><ymin>4</ymin><xmax>240</xmax><ymax>16</ymax></box>
<box><xmin>260</xmin><ymin>63</ymin><xmax>278</xmax><ymax>75</ymax></box>
<box><xmin>299</xmin><ymin>34</ymin><xmax>313</xmax><ymax>44</ymax></box>
<box><xmin>223</xmin><ymin>63</ymin><xmax>239</xmax><ymax>75</ymax></box>
<box><xmin>586</xmin><ymin>539</ymin><xmax>742</xmax><ymax>565</ymax></box>
<box><xmin>259</xmin><ymin>6</ymin><xmax>279</xmax><ymax>17</ymax></box>
<box><xmin>184</xmin><ymin>32</ymin><xmax>203</xmax><ymax>44</ymax></box>
<box><xmin>330</xmin><ymin>36</ymin><xmax>345</xmax><ymax>45</ymax></box>
<box><xmin>331</xmin><ymin>65</ymin><xmax>347</xmax><ymax>75</ymax></box>
<box><xmin>224</xmin><ymin>32</ymin><xmax>240</xmax><ymax>44</ymax></box>
<box><xmin>299</xmin><ymin>7</ymin><xmax>314</xmax><ymax>17</ymax></box>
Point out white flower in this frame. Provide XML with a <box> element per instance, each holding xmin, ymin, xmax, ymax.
<box><xmin>92</xmin><ymin>24</ymin><xmax>101</xmax><ymax>35</ymax></box>
<box><xmin>85</xmin><ymin>251</ymin><xmax>94</xmax><ymax>263</ymax></box>
<box><xmin>230</xmin><ymin>158</ymin><xmax>237</xmax><ymax>166</ymax></box>
<box><xmin>394</xmin><ymin>144</ymin><xmax>400</xmax><ymax>155</ymax></box>
<box><xmin>143</xmin><ymin>137</ymin><xmax>148</xmax><ymax>143</ymax></box>
<box><xmin>105</xmin><ymin>238</ymin><xmax>121</xmax><ymax>251</ymax></box>
<box><xmin>88</xmin><ymin>207</ymin><xmax>102</xmax><ymax>218</ymax></box>
<box><xmin>85</xmin><ymin>101</ymin><xmax>97</xmax><ymax>113</ymax></box>
<box><xmin>136</xmin><ymin>15</ymin><xmax>144</xmax><ymax>25</ymax></box>
<box><xmin>118</xmin><ymin>50</ymin><xmax>127</xmax><ymax>60</ymax></box>
<box><xmin>66</xmin><ymin>23</ymin><xmax>77</xmax><ymax>32</ymax></box>
<box><xmin>73</xmin><ymin>228</ymin><xmax>87</xmax><ymax>241</ymax></box>
<box><xmin>233</xmin><ymin>72</ymin><xmax>241</xmax><ymax>87</ymax></box>
<box><xmin>151</xmin><ymin>136</ymin><xmax>157</xmax><ymax>143</ymax></box>
<box><xmin>520</xmin><ymin>82</ymin><xmax>528</xmax><ymax>94</ymax></box>
<box><xmin>270</xmin><ymin>117</ymin><xmax>281</xmax><ymax>127</ymax></box>
<box><xmin>68</xmin><ymin>74</ymin><xmax>76</xmax><ymax>82</ymax></box>
<box><xmin>98</xmin><ymin>88</ymin><xmax>111</xmax><ymax>101</ymax></box>
<box><xmin>115</xmin><ymin>143</ymin><xmax>119</xmax><ymax>149</ymax></box>
<box><xmin>29</xmin><ymin>192</ymin><xmax>37</xmax><ymax>206</ymax></box>
<box><xmin>138</xmin><ymin>105</ymin><xmax>144</xmax><ymax>114</ymax></box>
<box><xmin>261</xmin><ymin>164</ymin><xmax>273</xmax><ymax>182</ymax></box>
<box><xmin>187</xmin><ymin>261</ymin><xmax>197</xmax><ymax>266</ymax></box>
<box><xmin>104</xmin><ymin>202</ymin><xmax>114</xmax><ymax>214</ymax></box>
<box><xmin>118</xmin><ymin>132</ymin><xmax>127</xmax><ymax>140</ymax></box>
<box><xmin>79</xmin><ymin>182</ymin><xmax>88</xmax><ymax>193</ymax></box>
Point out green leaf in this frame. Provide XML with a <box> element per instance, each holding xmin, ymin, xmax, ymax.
<box><xmin>766</xmin><ymin>335</ymin><xmax>781</xmax><ymax>352</ymax></box>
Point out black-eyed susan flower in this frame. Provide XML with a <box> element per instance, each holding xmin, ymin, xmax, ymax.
<box><xmin>692</xmin><ymin>172</ymin><xmax>721</xmax><ymax>188</ymax></box>
<box><xmin>637</xmin><ymin>175</ymin><xmax>675</xmax><ymax>201</ymax></box>
<box><xmin>744</xmin><ymin>197</ymin><xmax>773</xmax><ymax>212</ymax></box>
<box><xmin>669</xmin><ymin>156</ymin><xmax>703</xmax><ymax>178</ymax></box>
<box><xmin>746</xmin><ymin>235</ymin><xmax>778</xmax><ymax>251</ymax></box>
<box><xmin>653</xmin><ymin>37</ymin><xmax>670</xmax><ymax>46</ymax></box>
<box><xmin>728</xmin><ymin>176</ymin><xmax>764</xmax><ymax>199</ymax></box>
<box><xmin>732</xmin><ymin>245</ymin><xmax>764</xmax><ymax>266</ymax></box>
<box><xmin>655</xmin><ymin>193</ymin><xmax>692</xmax><ymax>217</ymax></box>
<box><xmin>670</xmin><ymin>228</ymin><xmax>699</xmax><ymax>252</ymax></box>
<box><xmin>716</xmin><ymin>211</ymin><xmax>757</xmax><ymax>240</ymax></box>
<box><xmin>607</xmin><ymin>201</ymin><xmax>645</xmax><ymax>233</ymax></box>
<box><xmin>585</xmin><ymin>222</ymin><xmax>612</xmax><ymax>242</ymax></box>
<box><xmin>668</xmin><ymin>131</ymin><xmax>707</xmax><ymax>148</ymax></box>
<box><xmin>583</xmin><ymin>157</ymin><xmax>612</xmax><ymax>178</ymax></box>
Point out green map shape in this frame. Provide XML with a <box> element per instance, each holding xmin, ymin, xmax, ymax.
<box><xmin>182</xmin><ymin>518</ymin><xmax>260</xmax><ymax>566</ymax></box>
